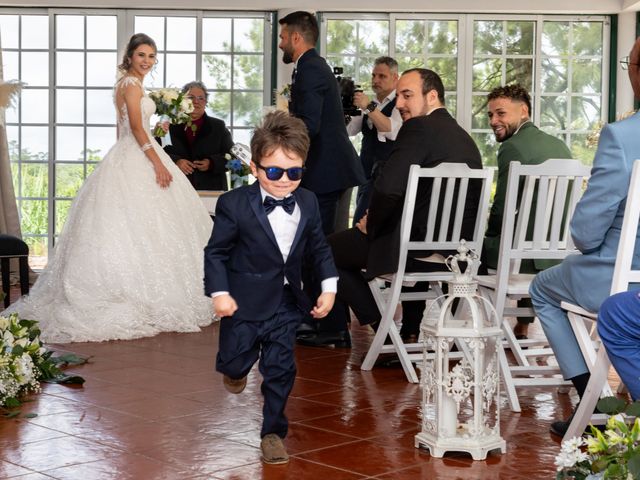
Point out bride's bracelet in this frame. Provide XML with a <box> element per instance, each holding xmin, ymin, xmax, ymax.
<box><xmin>140</xmin><ymin>143</ymin><xmax>153</xmax><ymax>152</ymax></box>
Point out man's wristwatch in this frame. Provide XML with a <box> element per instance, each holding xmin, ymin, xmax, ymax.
<box><xmin>363</xmin><ymin>101</ymin><xmax>377</xmax><ymax>115</ymax></box>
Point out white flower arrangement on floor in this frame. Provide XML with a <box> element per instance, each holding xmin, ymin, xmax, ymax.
<box><xmin>555</xmin><ymin>397</ymin><xmax>640</xmax><ymax>480</ymax></box>
<box><xmin>0</xmin><ymin>303</ymin><xmax>85</xmax><ymax>412</ymax></box>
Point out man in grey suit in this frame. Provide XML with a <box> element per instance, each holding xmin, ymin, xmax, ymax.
<box><xmin>530</xmin><ymin>36</ymin><xmax>640</xmax><ymax>436</ymax></box>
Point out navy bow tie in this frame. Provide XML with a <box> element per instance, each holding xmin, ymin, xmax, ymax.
<box><xmin>263</xmin><ymin>195</ymin><xmax>295</xmax><ymax>215</ymax></box>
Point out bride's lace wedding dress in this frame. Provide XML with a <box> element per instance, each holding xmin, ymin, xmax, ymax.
<box><xmin>4</xmin><ymin>76</ymin><xmax>214</xmax><ymax>343</ymax></box>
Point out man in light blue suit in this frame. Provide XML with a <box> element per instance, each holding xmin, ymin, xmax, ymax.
<box><xmin>530</xmin><ymin>36</ymin><xmax>640</xmax><ymax>437</ymax></box>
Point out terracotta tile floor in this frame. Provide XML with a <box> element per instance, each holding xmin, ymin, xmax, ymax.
<box><xmin>0</xmin><ymin>293</ymin><xmax>614</xmax><ymax>479</ymax></box>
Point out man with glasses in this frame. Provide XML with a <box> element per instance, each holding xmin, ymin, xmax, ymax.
<box><xmin>530</xmin><ymin>36</ymin><xmax>640</xmax><ymax>437</ymax></box>
<box><xmin>162</xmin><ymin>81</ymin><xmax>234</xmax><ymax>191</ymax></box>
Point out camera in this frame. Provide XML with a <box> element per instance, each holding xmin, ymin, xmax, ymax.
<box><xmin>333</xmin><ymin>67</ymin><xmax>362</xmax><ymax>117</ymax></box>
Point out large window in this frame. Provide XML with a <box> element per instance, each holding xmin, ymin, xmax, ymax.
<box><xmin>324</xmin><ymin>16</ymin><xmax>390</xmax><ymax>92</ymax></box>
<box><xmin>1</xmin><ymin>9</ymin><xmax>272</xmax><ymax>266</ymax></box>
<box><xmin>320</xmin><ymin>13</ymin><xmax>609</xmax><ymax>166</ymax></box>
<box><xmin>470</xmin><ymin>17</ymin><xmax>607</xmax><ymax>165</ymax></box>
<box><xmin>132</xmin><ymin>12</ymin><xmax>270</xmax><ymax>145</ymax></box>
<box><xmin>394</xmin><ymin>17</ymin><xmax>460</xmax><ymax>116</ymax></box>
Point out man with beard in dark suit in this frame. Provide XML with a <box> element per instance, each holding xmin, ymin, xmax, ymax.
<box><xmin>315</xmin><ymin>68</ymin><xmax>483</xmax><ymax>348</ymax></box>
<box><xmin>279</xmin><ymin>11</ymin><xmax>366</xmax><ymax>345</ymax></box>
<box><xmin>278</xmin><ymin>11</ymin><xmax>365</xmax><ymax>235</ymax></box>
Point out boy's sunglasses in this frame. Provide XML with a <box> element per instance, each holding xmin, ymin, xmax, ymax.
<box><xmin>257</xmin><ymin>165</ymin><xmax>305</xmax><ymax>181</ymax></box>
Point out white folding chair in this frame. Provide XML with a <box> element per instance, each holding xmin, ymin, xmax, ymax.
<box><xmin>361</xmin><ymin>163</ymin><xmax>493</xmax><ymax>383</ymax></box>
<box><xmin>563</xmin><ymin>159</ymin><xmax>640</xmax><ymax>440</ymax></box>
<box><xmin>476</xmin><ymin>159</ymin><xmax>592</xmax><ymax>412</ymax></box>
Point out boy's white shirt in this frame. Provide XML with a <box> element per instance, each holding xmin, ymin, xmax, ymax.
<box><xmin>211</xmin><ymin>186</ymin><xmax>337</xmax><ymax>298</ymax></box>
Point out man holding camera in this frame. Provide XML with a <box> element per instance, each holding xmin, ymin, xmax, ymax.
<box><xmin>346</xmin><ymin>56</ymin><xmax>402</xmax><ymax>226</ymax></box>
<box><xmin>278</xmin><ymin>11</ymin><xmax>365</xmax><ymax>235</ymax></box>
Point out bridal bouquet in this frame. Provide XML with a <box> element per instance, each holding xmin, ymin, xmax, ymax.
<box><xmin>149</xmin><ymin>88</ymin><xmax>194</xmax><ymax>137</ymax></box>
<box><xmin>1</xmin><ymin>308</ymin><xmax>85</xmax><ymax>411</ymax></box>
<box><xmin>555</xmin><ymin>397</ymin><xmax>640</xmax><ymax>480</ymax></box>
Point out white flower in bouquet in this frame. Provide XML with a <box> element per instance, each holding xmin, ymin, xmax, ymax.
<box><xmin>555</xmin><ymin>437</ymin><xmax>589</xmax><ymax>471</ymax></box>
<box><xmin>3</xmin><ymin>330</ymin><xmax>14</xmax><ymax>346</ymax></box>
<box><xmin>148</xmin><ymin>88</ymin><xmax>195</xmax><ymax>137</ymax></box>
<box><xmin>13</xmin><ymin>353</ymin><xmax>37</xmax><ymax>385</ymax></box>
<box><xmin>160</xmin><ymin>89</ymin><xmax>179</xmax><ymax>102</ymax></box>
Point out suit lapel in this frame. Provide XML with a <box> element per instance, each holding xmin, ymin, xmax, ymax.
<box><xmin>289</xmin><ymin>190</ymin><xmax>308</xmax><ymax>259</ymax></box>
<box><xmin>247</xmin><ymin>184</ymin><xmax>280</xmax><ymax>250</ymax></box>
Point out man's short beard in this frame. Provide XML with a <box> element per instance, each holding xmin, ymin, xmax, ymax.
<box><xmin>495</xmin><ymin>123</ymin><xmax>518</xmax><ymax>143</ymax></box>
<box><xmin>282</xmin><ymin>50</ymin><xmax>293</xmax><ymax>64</ymax></box>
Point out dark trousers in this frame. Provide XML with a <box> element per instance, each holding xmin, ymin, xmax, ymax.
<box><xmin>316</xmin><ymin>190</ymin><xmax>344</xmax><ymax>235</ymax></box>
<box><xmin>301</xmin><ymin>188</ymin><xmax>347</xmax><ymax>331</ymax></box>
<box><xmin>216</xmin><ymin>288</ymin><xmax>302</xmax><ymax>438</ymax></box>
<box><xmin>598</xmin><ymin>290</ymin><xmax>640</xmax><ymax>400</ymax></box>
<box><xmin>325</xmin><ymin>227</ymin><xmax>447</xmax><ymax>336</ymax></box>
<box><xmin>352</xmin><ymin>179</ymin><xmax>373</xmax><ymax>227</ymax></box>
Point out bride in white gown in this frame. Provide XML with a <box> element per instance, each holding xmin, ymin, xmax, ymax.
<box><xmin>4</xmin><ymin>33</ymin><xmax>214</xmax><ymax>343</ymax></box>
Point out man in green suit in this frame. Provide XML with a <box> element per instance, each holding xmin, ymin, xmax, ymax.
<box><xmin>483</xmin><ymin>84</ymin><xmax>572</xmax><ymax>339</ymax></box>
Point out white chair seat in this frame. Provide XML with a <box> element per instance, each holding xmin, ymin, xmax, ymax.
<box><xmin>561</xmin><ymin>300</ymin><xmax>597</xmax><ymax>319</ymax></box>
<box><xmin>477</xmin><ymin>273</ymin><xmax>535</xmax><ymax>296</ymax></box>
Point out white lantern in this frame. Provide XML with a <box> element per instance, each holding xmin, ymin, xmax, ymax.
<box><xmin>415</xmin><ymin>241</ymin><xmax>506</xmax><ymax>460</ymax></box>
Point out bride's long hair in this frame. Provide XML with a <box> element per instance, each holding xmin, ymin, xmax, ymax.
<box><xmin>117</xmin><ymin>33</ymin><xmax>157</xmax><ymax>75</ymax></box>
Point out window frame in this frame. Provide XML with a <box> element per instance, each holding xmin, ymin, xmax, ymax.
<box><xmin>320</xmin><ymin>11</ymin><xmax>610</xmax><ymax>143</ymax></box>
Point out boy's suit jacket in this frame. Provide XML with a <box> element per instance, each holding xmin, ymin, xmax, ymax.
<box><xmin>204</xmin><ymin>182</ymin><xmax>338</xmax><ymax>320</ymax></box>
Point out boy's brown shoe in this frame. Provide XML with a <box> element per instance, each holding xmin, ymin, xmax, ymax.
<box><xmin>260</xmin><ymin>433</ymin><xmax>289</xmax><ymax>464</ymax></box>
<box><xmin>223</xmin><ymin>375</ymin><xmax>247</xmax><ymax>394</ymax></box>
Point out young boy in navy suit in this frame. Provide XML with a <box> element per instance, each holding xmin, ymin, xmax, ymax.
<box><xmin>204</xmin><ymin>111</ymin><xmax>337</xmax><ymax>464</ymax></box>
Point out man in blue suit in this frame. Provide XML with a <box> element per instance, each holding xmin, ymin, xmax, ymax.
<box><xmin>204</xmin><ymin>111</ymin><xmax>338</xmax><ymax>464</ymax></box>
<box><xmin>278</xmin><ymin>11</ymin><xmax>365</xmax><ymax>235</ymax></box>
<box><xmin>530</xmin><ymin>36</ymin><xmax>640</xmax><ymax>436</ymax></box>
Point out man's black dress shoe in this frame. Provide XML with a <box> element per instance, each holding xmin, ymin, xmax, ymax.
<box><xmin>296</xmin><ymin>322</ymin><xmax>316</xmax><ymax>334</ymax></box>
<box><xmin>550</xmin><ymin>405</ymin><xmax>603</xmax><ymax>437</ymax></box>
<box><xmin>296</xmin><ymin>330</ymin><xmax>351</xmax><ymax>348</ymax></box>
<box><xmin>550</xmin><ymin>414</ymin><xmax>574</xmax><ymax>437</ymax></box>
